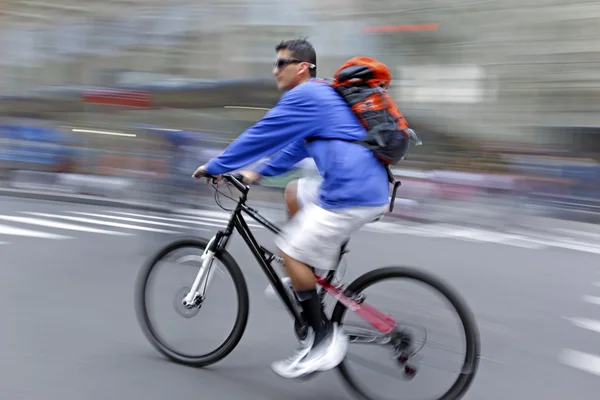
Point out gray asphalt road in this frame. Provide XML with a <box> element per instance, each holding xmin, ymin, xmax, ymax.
<box><xmin>1</xmin><ymin>196</ymin><xmax>600</xmax><ymax>400</ymax></box>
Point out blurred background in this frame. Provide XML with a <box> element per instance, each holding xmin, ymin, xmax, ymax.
<box><xmin>1</xmin><ymin>0</ymin><xmax>599</xmax><ymax>228</ymax></box>
<box><xmin>2</xmin><ymin>2</ymin><xmax>600</xmax><ymax>400</ymax></box>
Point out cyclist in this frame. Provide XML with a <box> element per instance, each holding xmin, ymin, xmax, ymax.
<box><xmin>193</xmin><ymin>39</ymin><xmax>389</xmax><ymax>379</ymax></box>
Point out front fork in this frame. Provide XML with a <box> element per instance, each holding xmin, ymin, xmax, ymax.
<box><xmin>182</xmin><ymin>235</ymin><xmax>218</xmax><ymax>308</ymax></box>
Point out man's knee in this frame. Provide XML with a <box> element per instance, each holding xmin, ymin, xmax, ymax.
<box><xmin>284</xmin><ymin>179</ymin><xmax>300</xmax><ymax>217</ymax></box>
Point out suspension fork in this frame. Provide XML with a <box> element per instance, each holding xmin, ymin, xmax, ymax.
<box><xmin>182</xmin><ymin>233</ymin><xmax>220</xmax><ymax>308</ymax></box>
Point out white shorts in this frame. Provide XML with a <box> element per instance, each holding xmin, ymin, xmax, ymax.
<box><xmin>274</xmin><ymin>177</ymin><xmax>388</xmax><ymax>271</ymax></box>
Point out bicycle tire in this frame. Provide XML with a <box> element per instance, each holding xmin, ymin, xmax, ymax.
<box><xmin>331</xmin><ymin>266</ymin><xmax>480</xmax><ymax>400</ymax></box>
<box><xmin>134</xmin><ymin>236</ymin><xmax>250</xmax><ymax>367</ymax></box>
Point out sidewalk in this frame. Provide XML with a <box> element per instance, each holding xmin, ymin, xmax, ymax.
<box><xmin>2</xmin><ymin>171</ymin><xmax>599</xmax><ymax>237</ymax></box>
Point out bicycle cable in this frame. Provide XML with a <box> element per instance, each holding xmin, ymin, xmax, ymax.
<box><xmin>212</xmin><ymin>180</ymin><xmax>237</xmax><ymax>212</ymax></box>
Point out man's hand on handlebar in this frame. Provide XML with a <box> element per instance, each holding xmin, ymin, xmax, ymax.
<box><xmin>192</xmin><ymin>165</ymin><xmax>222</xmax><ymax>184</ymax></box>
<box><xmin>192</xmin><ymin>165</ymin><xmax>261</xmax><ymax>185</ymax></box>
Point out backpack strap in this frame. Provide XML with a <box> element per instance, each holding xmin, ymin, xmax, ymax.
<box><xmin>386</xmin><ymin>165</ymin><xmax>401</xmax><ymax>213</ymax></box>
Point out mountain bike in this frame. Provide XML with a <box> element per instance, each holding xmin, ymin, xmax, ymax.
<box><xmin>134</xmin><ymin>172</ymin><xmax>480</xmax><ymax>400</ymax></box>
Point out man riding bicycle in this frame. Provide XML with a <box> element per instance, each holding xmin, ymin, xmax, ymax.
<box><xmin>193</xmin><ymin>39</ymin><xmax>390</xmax><ymax>379</ymax></box>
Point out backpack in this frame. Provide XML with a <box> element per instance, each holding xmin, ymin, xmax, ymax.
<box><xmin>331</xmin><ymin>56</ymin><xmax>419</xmax><ymax>166</ymax></box>
<box><xmin>312</xmin><ymin>56</ymin><xmax>423</xmax><ymax>211</ymax></box>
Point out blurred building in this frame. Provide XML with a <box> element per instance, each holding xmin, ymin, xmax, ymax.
<box><xmin>1</xmin><ymin>0</ymin><xmax>600</xmax><ymax>153</ymax></box>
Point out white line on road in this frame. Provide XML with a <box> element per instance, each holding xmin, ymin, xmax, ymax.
<box><xmin>550</xmin><ymin>238</ymin><xmax>600</xmax><ymax>255</ymax></box>
<box><xmin>366</xmin><ymin>222</ymin><xmax>549</xmax><ymax>249</ymax></box>
<box><xmin>561</xmin><ymin>349</ymin><xmax>600</xmax><ymax>377</ymax></box>
<box><xmin>110</xmin><ymin>211</ymin><xmax>264</xmax><ymax>229</ymax></box>
<box><xmin>0</xmin><ymin>215</ymin><xmax>132</xmax><ymax>236</ymax></box>
<box><xmin>69</xmin><ymin>212</ymin><xmax>186</xmax><ymax>228</ymax></box>
<box><xmin>23</xmin><ymin>212</ymin><xmax>179</xmax><ymax>234</ymax></box>
<box><xmin>0</xmin><ymin>224</ymin><xmax>72</xmax><ymax>240</ymax></box>
<box><xmin>566</xmin><ymin>317</ymin><xmax>600</xmax><ymax>335</ymax></box>
<box><xmin>182</xmin><ymin>214</ymin><xmax>265</xmax><ymax>228</ymax></box>
<box><xmin>582</xmin><ymin>295</ymin><xmax>600</xmax><ymax>306</ymax></box>
<box><xmin>555</xmin><ymin>228</ymin><xmax>600</xmax><ymax>240</ymax></box>
<box><xmin>444</xmin><ymin>228</ymin><xmax>547</xmax><ymax>249</ymax></box>
<box><xmin>177</xmin><ymin>209</ymin><xmax>233</xmax><ymax>219</ymax></box>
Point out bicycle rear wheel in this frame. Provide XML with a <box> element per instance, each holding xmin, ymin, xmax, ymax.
<box><xmin>331</xmin><ymin>266</ymin><xmax>480</xmax><ymax>400</ymax></box>
<box><xmin>134</xmin><ymin>237</ymin><xmax>249</xmax><ymax>367</ymax></box>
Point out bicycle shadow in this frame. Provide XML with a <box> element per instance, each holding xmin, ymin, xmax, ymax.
<box><xmin>201</xmin><ymin>364</ymin><xmax>350</xmax><ymax>400</ymax></box>
<box><xmin>137</xmin><ymin>350</ymin><xmax>349</xmax><ymax>400</ymax></box>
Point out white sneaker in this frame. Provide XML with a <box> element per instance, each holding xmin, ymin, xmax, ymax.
<box><xmin>271</xmin><ymin>323</ymin><xmax>349</xmax><ymax>379</ymax></box>
<box><xmin>271</xmin><ymin>330</ymin><xmax>315</xmax><ymax>378</ymax></box>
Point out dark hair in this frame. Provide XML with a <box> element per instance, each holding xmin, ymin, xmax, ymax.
<box><xmin>276</xmin><ymin>38</ymin><xmax>317</xmax><ymax>78</ymax></box>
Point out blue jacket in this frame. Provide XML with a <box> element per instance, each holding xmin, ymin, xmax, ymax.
<box><xmin>204</xmin><ymin>78</ymin><xmax>389</xmax><ymax>210</ymax></box>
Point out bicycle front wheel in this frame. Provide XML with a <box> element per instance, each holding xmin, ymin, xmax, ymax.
<box><xmin>331</xmin><ymin>266</ymin><xmax>480</xmax><ymax>400</ymax></box>
<box><xmin>134</xmin><ymin>237</ymin><xmax>250</xmax><ymax>367</ymax></box>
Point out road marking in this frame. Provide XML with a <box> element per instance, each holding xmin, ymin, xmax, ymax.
<box><xmin>0</xmin><ymin>224</ymin><xmax>72</xmax><ymax>240</ymax></box>
<box><xmin>179</xmin><ymin>208</ymin><xmax>281</xmax><ymax>224</ymax></box>
<box><xmin>561</xmin><ymin>349</ymin><xmax>600</xmax><ymax>377</ymax></box>
<box><xmin>362</xmin><ymin>221</ymin><xmax>549</xmax><ymax>248</ymax></box>
<box><xmin>183</xmin><ymin>214</ymin><xmax>265</xmax><ymax>228</ymax></box>
<box><xmin>69</xmin><ymin>212</ymin><xmax>186</xmax><ymax>228</ymax></box>
<box><xmin>583</xmin><ymin>295</ymin><xmax>600</xmax><ymax>306</ymax></box>
<box><xmin>110</xmin><ymin>211</ymin><xmax>263</xmax><ymax>229</ymax></box>
<box><xmin>550</xmin><ymin>238</ymin><xmax>600</xmax><ymax>255</ymax></box>
<box><xmin>555</xmin><ymin>228</ymin><xmax>600</xmax><ymax>240</ymax></box>
<box><xmin>23</xmin><ymin>212</ymin><xmax>179</xmax><ymax>234</ymax></box>
<box><xmin>0</xmin><ymin>215</ymin><xmax>132</xmax><ymax>236</ymax></box>
<box><xmin>566</xmin><ymin>317</ymin><xmax>600</xmax><ymax>335</ymax></box>
<box><xmin>178</xmin><ymin>210</ymin><xmax>233</xmax><ymax>219</ymax></box>
<box><xmin>444</xmin><ymin>228</ymin><xmax>547</xmax><ymax>249</ymax></box>
<box><xmin>112</xmin><ymin>211</ymin><xmax>220</xmax><ymax>225</ymax></box>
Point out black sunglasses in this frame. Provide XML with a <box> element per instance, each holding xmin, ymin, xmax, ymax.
<box><xmin>274</xmin><ymin>58</ymin><xmax>302</xmax><ymax>69</ymax></box>
<box><xmin>274</xmin><ymin>58</ymin><xmax>316</xmax><ymax>70</ymax></box>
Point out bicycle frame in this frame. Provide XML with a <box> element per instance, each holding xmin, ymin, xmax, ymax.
<box><xmin>184</xmin><ymin>174</ymin><xmax>398</xmax><ymax>336</ymax></box>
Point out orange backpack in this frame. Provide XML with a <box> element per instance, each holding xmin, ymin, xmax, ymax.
<box><xmin>331</xmin><ymin>56</ymin><xmax>420</xmax><ymax>165</ymax></box>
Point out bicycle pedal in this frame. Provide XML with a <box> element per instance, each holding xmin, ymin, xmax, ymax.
<box><xmin>403</xmin><ymin>364</ymin><xmax>418</xmax><ymax>380</ymax></box>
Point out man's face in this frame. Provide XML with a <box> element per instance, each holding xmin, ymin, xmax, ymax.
<box><xmin>273</xmin><ymin>49</ymin><xmax>307</xmax><ymax>91</ymax></box>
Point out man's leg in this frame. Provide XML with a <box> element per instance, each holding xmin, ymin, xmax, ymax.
<box><xmin>272</xmin><ymin>200</ymin><xmax>360</xmax><ymax>379</ymax></box>
<box><xmin>281</xmin><ymin>252</ymin><xmax>331</xmax><ymax>345</ymax></box>
<box><xmin>284</xmin><ymin>179</ymin><xmax>300</xmax><ymax>218</ymax></box>
<box><xmin>282</xmin><ymin>179</ymin><xmax>331</xmax><ymax>343</ymax></box>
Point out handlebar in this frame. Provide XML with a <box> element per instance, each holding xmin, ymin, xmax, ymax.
<box><xmin>194</xmin><ymin>171</ymin><xmax>249</xmax><ymax>193</ymax></box>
